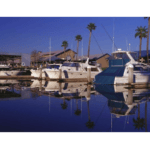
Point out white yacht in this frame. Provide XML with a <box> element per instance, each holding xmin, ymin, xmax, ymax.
<box><xmin>94</xmin><ymin>49</ymin><xmax>150</xmax><ymax>84</ymax></box>
<box><xmin>43</xmin><ymin>58</ymin><xmax>102</xmax><ymax>79</ymax></box>
<box><xmin>0</xmin><ymin>64</ymin><xmax>24</xmax><ymax>76</ymax></box>
<box><xmin>30</xmin><ymin>64</ymin><xmax>62</xmax><ymax>78</ymax></box>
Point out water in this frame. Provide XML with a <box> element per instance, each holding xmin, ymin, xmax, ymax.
<box><xmin>0</xmin><ymin>79</ymin><xmax>149</xmax><ymax>132</ymax></box>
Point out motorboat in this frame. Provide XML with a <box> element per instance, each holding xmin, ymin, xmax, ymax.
<box><xmin>94</xmin><ymin>49</ymin><xmax>150</xmax><ymax>84</ymax></box>
<box><xmin>0</xmin><ymin>64</ymin><xmax>25</xmax><ymax>76</ymax></box>
<box><xmin>43</xmin><ymin>58</ymin><xmax>102</xmax><ymax>79</ymax></box>
<box><xmin>30</xmin><ymin>64</ymin><xmax>62</xmax><ymax>78</ymax></box>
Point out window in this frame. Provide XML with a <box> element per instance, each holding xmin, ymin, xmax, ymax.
<box><xmin>70</xmin><ymin>63</ymin><xmax>80</xmax><ymax>67</ymax></box>
<box><xmin>130</xmin><ymin>52</ymin><xmax>138</xmax><ymax>61</ymax></box>
<box><xmin>62</xmin><ymin>63</ymin><xmax>71</xmax><ymax>67</ymax></box>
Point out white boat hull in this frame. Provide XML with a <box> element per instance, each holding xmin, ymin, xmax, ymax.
<box><xmin>44</xmin><ymin>69</ymin><xmax>98</xmax><ymax>79</ymax></box>
<box><xmin>30</xmin><ymin>69</ymin><xmax>46</xmax><ymax>78</ymax></box>
<box><xmin>114</xmin><ymin>73</ymin><xmax>150</xmax><ymax>84</ymax></box>
<box><xmin>0</xmin><ymin>70</ymin><xmax>23</xmax><ymax>76</ymax></box>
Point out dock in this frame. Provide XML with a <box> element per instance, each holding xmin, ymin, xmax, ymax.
<box><xmin>0</xmin><ymin>75</ymin><xmax>94</xmax><ymax>83</ymax></box>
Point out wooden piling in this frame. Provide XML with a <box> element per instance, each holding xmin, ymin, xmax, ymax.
<box><xmin>86</xmin><ymin>84</ymin><xmax>91</xmax><ymax>101</ymax></box>
<box><xmin>87</xmin><ymin>66</ymin><xmax>91</xmax><ymax>83</ymax></box>
<box><xmin>39</xmin><ymin>65</ymin><xmax>42</xmax><ymax>80</ymax></box>
<box><xmin>59</xmin><ymin>68</ymin><xmax>62</xmax><ymax>80</ymax></box>
<box><xmin>59</xmin><ymin>82</ymin><xmax>62</xmax><ymax>95</ymax></box>
<box><xmin>126</xmin><ymin>89</ymin><xmax>133</xmax><ymax>105</ymax></box>
<box><xmin>128</xmin><ymin>64</ymin><xmax>133</xmax><ymax>84</ymax></box>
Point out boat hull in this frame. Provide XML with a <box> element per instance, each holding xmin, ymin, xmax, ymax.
<box><xmin>0</xmin><ymin>70</ymin><xmax>24</xmax><ymax>76</ymax></box>
<box><xmin>30</xmin><ymin>69</ymin><xmax>46</xmax><ymax>78</ymax></box>
<box><xmin>44</xmin><ymin>69</ymin><xmax>98</xmax><ymax>79</ymax></box>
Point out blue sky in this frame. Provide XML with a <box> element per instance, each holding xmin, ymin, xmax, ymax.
<box><xmin>0</xmin><ymin>17</ymin><xmax>149</xmax><ymax>56</ymax></box>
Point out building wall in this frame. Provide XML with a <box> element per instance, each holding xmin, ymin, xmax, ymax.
<box><xmin>96</xmin><ymin>54</ymin><xmax>110</xmax><ymax>68</ymax></box>
<box><xmin>57</xmin><ymin>50</ymin><xmax>76</xmax><ymax>60</ymax></box>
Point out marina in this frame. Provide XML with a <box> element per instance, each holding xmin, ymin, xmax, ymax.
<box><xmin>0</xmin><ymin>79</ymin><xmax>150</xmax><ymax>132</ymax></box>
<box><xmin>0</xmin><ymin>17</ymin><xmax>150</xmax><ymax>135</ymax></box>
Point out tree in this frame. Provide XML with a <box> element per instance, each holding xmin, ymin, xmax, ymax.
<box><xmin>135</xmin><ymin>26</ymin><xmax>148</xmax><ymax>61</ymax></box>
<box><xmin>144</xmin><ymin>17</ymin><xmax>150</xmax><ymax>64</ymax></box>
<box><xmin>87</xmin><ymin>23</ymin><xmax>96</xmax><ymax>57</ymax></box>
<box><xmin>31</xmin><ymin>50</ymin><xmax>40</xmax><ymax>66</ymax></box>
<box><xmin>75</xmin><ymin>35</ymin><xmax>82</xmax><ymax>60</ymax></box>
<box><xmin>61</xmin><ymin>41</ymin><xmax>68</xmax><ymax>59</ymax></box>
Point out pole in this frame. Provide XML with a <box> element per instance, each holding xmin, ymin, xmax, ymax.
<box><xmin>86</xmin><ymin>84</ymin><xmax>91</xmax><ymax>101</ymax></box>
<box><xmin>87</xmin><ymin>66</ymin><xmax>91</xmax><ymax>83</ymax></box>
<box><xmin>128</xmin><ymin>64</ymin><xmax>133</xmax><ymax>84</ymax></box>
<box><xmin>59</xmin><ymin>68</ymin><xmax>62</xmax><ymax>80</ymax></box>
<box><xmin>39</xmin><ymin>64</ymin><xmax>42</xmax><ymax>79</ymax></box>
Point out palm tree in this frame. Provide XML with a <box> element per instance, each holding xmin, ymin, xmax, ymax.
<box><xmin>133</xmin><ymin>103</ymin><xmax>145</xmax><ymax>130</ymax></box>
<box><xmin>144</xmin><ymin>17</ymin><xmax>150</xmax><ymax>64</ymax></box>
<box><xmin>87</xmin><ymin>23</ymin><xmax>96</xmax><ymax>57</ymax></box>
<box><xmin>75</xmin><ymin>35</ymin><xmax>82</xmax><ymax>60</ymax></box>
<box><xmin>61</xmin><ymin>41</ymin><xmax>68</xmax><ymax>59</ymax></box>
<box><xmin>135</xmin><ymin>26</ymin><xmax>148</xmax><ymax>61</ymax></box>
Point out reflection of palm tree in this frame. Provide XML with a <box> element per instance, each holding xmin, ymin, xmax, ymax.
<box><xmin>61</xmin><ymin>99</ymin><xmax>68</xmax><ymax>110</ymax></box>
<box><xmin>74</xmin><ymin>99</ymin><xmax>81</xmax><ymax>116</ymax></box>
<box><xmin>145</xmin><ymin>99</ymin><xmax>148</xmax><ymax>132</ymax></box>
<box><xmin>133</xmin><ymin>103</ymin><xmax>145</xmax><ymax>130</ymax></box>
<box><xmin>85</xmin><ymin>101</ymin><xmax>95</xmax><ymax>129</ymax></box>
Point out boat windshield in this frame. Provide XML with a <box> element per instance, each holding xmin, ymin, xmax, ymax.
<box><xmin>129</xmin><ymin>52</ymin><xmax>138</xmax><ymax>61</ymax></box>
<box><xmin>62</xmin><ymin>63</ymin><xmax>71</xmax><ymax>67</ymax></box>
<box><xmin>47</xmin><ymin>65</ymin><xmax>60</xmax><ymax>69</ymax></box>
<box><xmin>111</xmin><ymin>53</ymin><xmax>129</xmax><ymax>60</ymax></box>
<box><xmin>70</xmin><ymin>63</ymin><xmax>80</xmax><ymax>67</ymax></box>
<box><xmin>62</xmin><ymin>63</ymin><xmax>80</xmax><ymax>67</ymax></box>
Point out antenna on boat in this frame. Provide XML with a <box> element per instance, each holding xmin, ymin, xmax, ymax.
<box><xmin>101</xmin><ymin>24</ymin><xmax>118</xmax><ymax>50</ymax></box>
<box><xmin>112</xmin><ymin>18</ymin><xmax>115</xmax><ymax>53</ymax></box>
<box><xmin>126</xmin><ymin>38</ymin><xmax>129</xmax><ymax>51</ymax></box>
<box><xmin>129</xmin><ymin>43</ymin><xmax>131</xmax><ymax>51</ymax></box>
<box><xmin>49</xmin><ymin>37</ymin><xmax>51</xmax><ymax>63</ymax></box>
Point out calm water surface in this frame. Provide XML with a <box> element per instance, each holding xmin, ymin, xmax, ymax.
<box><xmin>0</xmin><ymin>79</ymin><xmax>149</xmax><ymax>132</ymax></box>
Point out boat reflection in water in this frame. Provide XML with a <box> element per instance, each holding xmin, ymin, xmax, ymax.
<box><xmin>94</xmin><ymin>84</ymin><xmax>150</xmax><ymax>131</ymax></box>
<box><xmin>0</xmin><ymin>80</ymin><xmax>31</xmax><ymax>100</ymax></box>
<box><xmin>30</xmin><ymin>80</ymin><xmax>96</xmax><ymax>129</ymax></box>
<box><xmin>1</xmin><ymin>79</ymin><xmax>150</xmax><ymax>131</ymax></box>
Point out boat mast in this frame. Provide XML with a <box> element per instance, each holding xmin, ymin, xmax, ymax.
<box><xmin>112</xmin><ymin>18</ymin><xmax>115</xmax><ymax>53</ymax></box>
<box><xmin>126</xmin><ymin>38</ymin><xmax>129</xmax><ymax>51</ymax></box>
<box><xmin>49</xmin><ymin>37</ymin><xmax>51</xmax><ymax>63</ymax></box>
